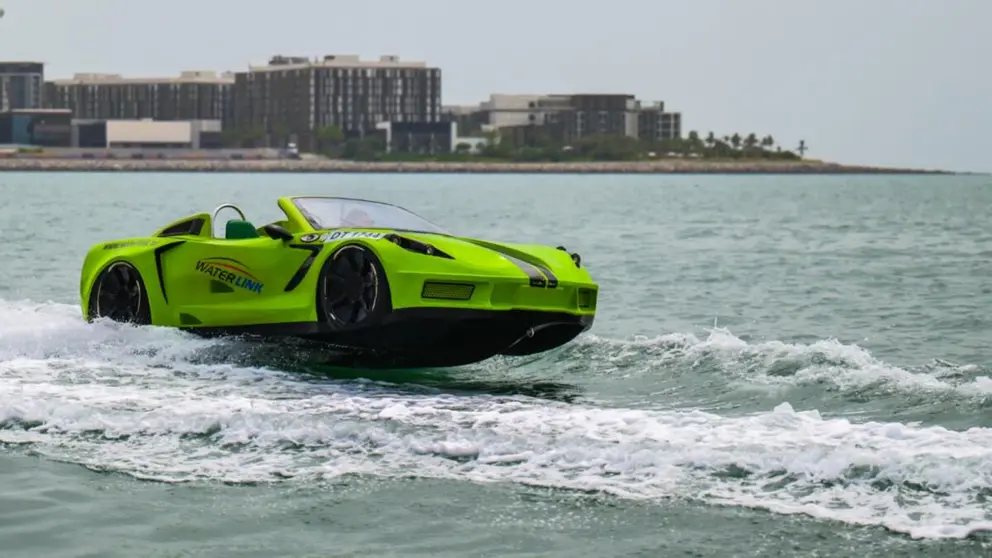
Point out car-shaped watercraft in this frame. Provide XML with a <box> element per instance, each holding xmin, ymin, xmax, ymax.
<box><xmin>80</xmin><ymin>196</ymin><xmax>598</xmax><ymax>368</ymax></box>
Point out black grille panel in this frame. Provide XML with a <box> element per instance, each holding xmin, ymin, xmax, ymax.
<box><xmin>422</xmin><ymin>281</ymin><xmax>475</xmax><ymax>301</ymax></box>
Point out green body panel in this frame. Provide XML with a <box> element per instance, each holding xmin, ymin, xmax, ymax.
<box><xmin>79</xmin><ymin>196</ymin><xmax>598</xmax><ymax>329</ymax></box>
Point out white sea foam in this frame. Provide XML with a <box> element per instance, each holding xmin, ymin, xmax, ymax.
<box><xmin>579</xmin><ymin>328</ymin><xmax>992</xmax><ymax>397</ymax></box>
<box><xmin>1</xmin><ymin>299</ymin><xmax>991</xmax><ymax>540</ymax></box>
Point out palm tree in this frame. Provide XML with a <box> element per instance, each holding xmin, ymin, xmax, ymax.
<box><xmin>744</xmin><ymin>133</ymin><xmax>759</xmax><ymax>150</ymax></box>
<box><xmin>730</xmin><ymin>133</ymin><xmax>742</xmax><ymax>150</ymax></box>
<box><xmin>761</xmin><ymin>135</ymin><xmax>775</xmax><ymax>151</ymax></box>
<box><xmin>797</xmin><ymin>140</ymin><xmax>807</xmax><ymax>158</ymax></box>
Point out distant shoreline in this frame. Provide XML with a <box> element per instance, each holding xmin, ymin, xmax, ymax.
<box><xmin>0</xmin><ymin>157</ymin><xmax>957</xmax><ymax>175</ymax></box>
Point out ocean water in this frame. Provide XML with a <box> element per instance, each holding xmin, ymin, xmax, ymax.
<box><xmin>0</xmin><ymin>171</ymin><xmax>990</xmax><ymax>557</ymax></box>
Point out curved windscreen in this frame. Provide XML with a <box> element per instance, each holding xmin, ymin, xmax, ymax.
<box><xmin>292</xmin><ymin>197</ymin><xmax>449</xmax><ymax>234</ymax></box>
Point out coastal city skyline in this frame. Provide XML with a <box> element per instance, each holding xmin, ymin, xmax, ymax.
<box><xmin>1</xmin><ymin>55</ymin><xmax>693</xmax><ymax>158</ymax></box>
<box><xmin>0</xmin><ymin>5</ymin><xmax>989</xmax><ymax>557</ymax></box>
<box><xmin>0</xmin><ymin>1</ymin><xmax>987</xmax><ymax>171</ymax></box>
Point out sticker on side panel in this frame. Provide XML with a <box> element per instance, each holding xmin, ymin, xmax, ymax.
<box><xmin>321</xmin><ymin>230</ymin><xmax>389</xmax><ymax>242</ymax></box>
<box><xmin>103</xmin><ymin>240</ymin><xmax>157</xmax><ymax>250</ymax></box>
<box><xmin>299</xmin><ymin>233</ymin><xmax>321</xmax><ymax>243</ymax></box>
<box><xmin>195</xmin><ymin>257</ymin><xmax>264</xmax><ymax>294</ymax></box>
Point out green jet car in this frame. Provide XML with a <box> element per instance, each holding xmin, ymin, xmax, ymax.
<box><xmin>79</xmin><ymin>195</ymin><xmax>598</xmax><ymax>368</ymax></box>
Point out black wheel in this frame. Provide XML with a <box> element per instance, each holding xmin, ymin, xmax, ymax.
<box><xmin>87</xmin><ymin>261</ymin><xmax>152</xmax><ymax>324</ymax></box>
<box><xmin>317</xmin><ymin>244</ymin><xmax>390</xmax><ymax>328</ymax></box>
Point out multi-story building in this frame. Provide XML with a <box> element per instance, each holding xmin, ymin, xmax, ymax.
<box><xmin>231</xmin><ymin>54</ymin><xmax>442</xmax><ymax>151</ymax></box>
<box><xmin>551</xmin><ymin>94</ymin><xmax>639</xmax><ymax>142</ymax></box>
<box><xmin>450</xmin><ymin>93</ymin><xmax>682</xmax><ymax>146</ymax></box>
<box><xmin>43</xmin><ymin>71</ymin><xmax>235</xmax><ymax>123</ymax></box>
<box><xmin>637</xmin><ymin>102</ymin><xmax>682</xmax><ymax>142</ymax></box>
<box><xmin>0</xmin><ymin>62</ymin><xmax>44</xmax><ymax>111</ymax></box>
<box><xmin>484</xmin><ymin>94</ymin><xmax>545</xmax><ymax>128</ymax></box>
<box><xmin>445</xmin><ymin>94</ymin><xmax>567</xmax><ymax>131</ymax></box>
<box><xmin>72</xmin><ymin>119</ymin><xmax>222</xmax><ymax>149</ymax></box>
<box><xmin>441</xmin><ymin>104</ymin><xmax>490</xmax><ymax>137</ymax></box>
<box><xmin>661</xmin><ymin>113</ymin><xmax>681</xmax><ymax>140</ymax></box>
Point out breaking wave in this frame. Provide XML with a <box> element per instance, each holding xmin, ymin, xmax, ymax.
<box><xmin>1</xmin><ymin>298</ymin><xmax>991</xmax><ymax>541</ymax></box>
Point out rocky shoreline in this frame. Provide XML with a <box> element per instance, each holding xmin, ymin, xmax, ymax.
<box><xmin>0</xmin><ymin>157</ymin><xmax>951</xmax><ymax>174</ymax></box>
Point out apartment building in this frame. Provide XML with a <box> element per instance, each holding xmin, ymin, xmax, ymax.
<box><xmin>0</xmin><ymin>61</ymin><xmax>44</xmax><ymax>111</ymax></box>
<box><xmin>448</xmin><ymin>93</ymin><xmax>682</xmax><ymax>145</ymax></box>
<box><xmin>43</xmin><ymin>71</ymin><xmax>235</xmax><ymax>123</ymax></box>
<box><xmin>637</xmin><ymin>102</ymin><xmax>682</xmax><ymax>142</ymax></box>
<box><xmin>441</xmin><ymin>104</ymin><xmax>491</xmax><ymax>136</ymax></box>
<box><xmin>553</xmin><ymin>94</ymin><xmax>640</xmax><ymax>141</ymax></box>
<box><xmin>231</xmin><ymin>54</ymin><xmax>442</xmax><ymax>150</ymax></box>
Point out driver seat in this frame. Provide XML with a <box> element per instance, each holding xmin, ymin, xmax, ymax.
<box><xmin>226</xmin><ymin>219</ymin><xmax>260</xmax><ymax>239</ymax></box>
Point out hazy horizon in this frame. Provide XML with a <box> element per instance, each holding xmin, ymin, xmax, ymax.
<box><xmin>0</xmin><ymin>0</ymin><xmax>988</xmax><ymax>172</ymax></box>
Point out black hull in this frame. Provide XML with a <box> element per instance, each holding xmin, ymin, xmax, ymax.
<box><xmin>184</xmin><ymin>308</ymin><xmax>594</xmax><ymax>368</ymax></box>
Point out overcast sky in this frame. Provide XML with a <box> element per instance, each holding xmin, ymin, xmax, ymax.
<box><xmin>1</xmin><ymin>0</ymin><xmax>988</xmax><ymax>172</ymax></box>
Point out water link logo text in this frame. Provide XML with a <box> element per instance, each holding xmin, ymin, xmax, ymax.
<box><xmin>195</xmin><ymin>258</ymin><xmax>264</xmax><ymax>293</ymax></box>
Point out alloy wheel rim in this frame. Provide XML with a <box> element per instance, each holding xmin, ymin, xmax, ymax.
<box><xmin>323</xmin><ymin>246</ymin><xmax>378</xmax><ymax>324</ymax></box>
<box><xmin>95</xmin><ymin>263</ymin><xmax>143</xmax><ymax>322</ymax></box>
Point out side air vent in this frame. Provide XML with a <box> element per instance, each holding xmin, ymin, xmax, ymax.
<box><xmin>577</xmin><ymin>288</ymin><xmax>597</xmax><ymax>310</ymax></box>
<box><xmin>421</xmin><ymin>281</ymin><xmax>475</xmax><ymax>301</ymax></box>
<box><xmin>157</xmin><ymin>218</ymin><xmax>204</xmax><ymax>238</ymax></box>
<box><xmin>179</xmin><ymin>313</ymin><xmax>202</xmax><ymax>325</ymax></box>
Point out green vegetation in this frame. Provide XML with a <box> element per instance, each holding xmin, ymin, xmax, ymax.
<box><xmin>382</xmin><ymin>130</ymin><xmax>806</xmax><ymax>163</ymax></box>
<box><xmin>221</xmin><ymin>124</ymin><xmax>808</xmax><ymax>163</ymax></box>
<box><xmin>466</xmin><ymin>129</ymin><xmax>804</xmax><ymax>162</ymax></box>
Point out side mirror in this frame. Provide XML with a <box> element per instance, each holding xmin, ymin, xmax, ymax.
<box><xmin>262</xmin><ymin>223</ymin><xmax>293</xmax><ymax>241</ymax></box>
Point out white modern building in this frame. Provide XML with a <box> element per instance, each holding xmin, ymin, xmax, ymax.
<box><xmin>71</xmin><ymin>118</ymin><xmax>222</xmax><ymax>148</ymax></box>
<box><xmin>443</xmin><ymin>93</ymin><xmax>682</xmax><ymax>142</ymax></box>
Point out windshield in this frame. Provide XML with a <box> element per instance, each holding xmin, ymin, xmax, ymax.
<box><xmin>292</xmin><ymin>197</ymin><xmax>449</xmax><ymax>234</ymax></box>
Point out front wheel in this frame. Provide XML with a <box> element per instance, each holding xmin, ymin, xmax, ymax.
<box><xmin>316</xmin><ymin>244</ymin><xmax>391</xmax><ymax>329</ymax></box>
<box><xmin>87</xmin><ymin>261</ymin><xmax>152</xmax><ymax>324</ymax></box>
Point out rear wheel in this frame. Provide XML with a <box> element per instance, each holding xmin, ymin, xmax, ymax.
<box><xmin>87</xmin><ymin>261</ymin><xmax>151</xmax><ymax>324</ymax></box>
<box><xmin>317</xmin><ymin>244</ymin><xmax>390</xmax><ymax>328</ymax></box>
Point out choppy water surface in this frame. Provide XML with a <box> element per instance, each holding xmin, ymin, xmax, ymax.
<box><xmin>0</xmin><ymin>172</ymin><xmax>990</xmax><ymax>557</ymax></box>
